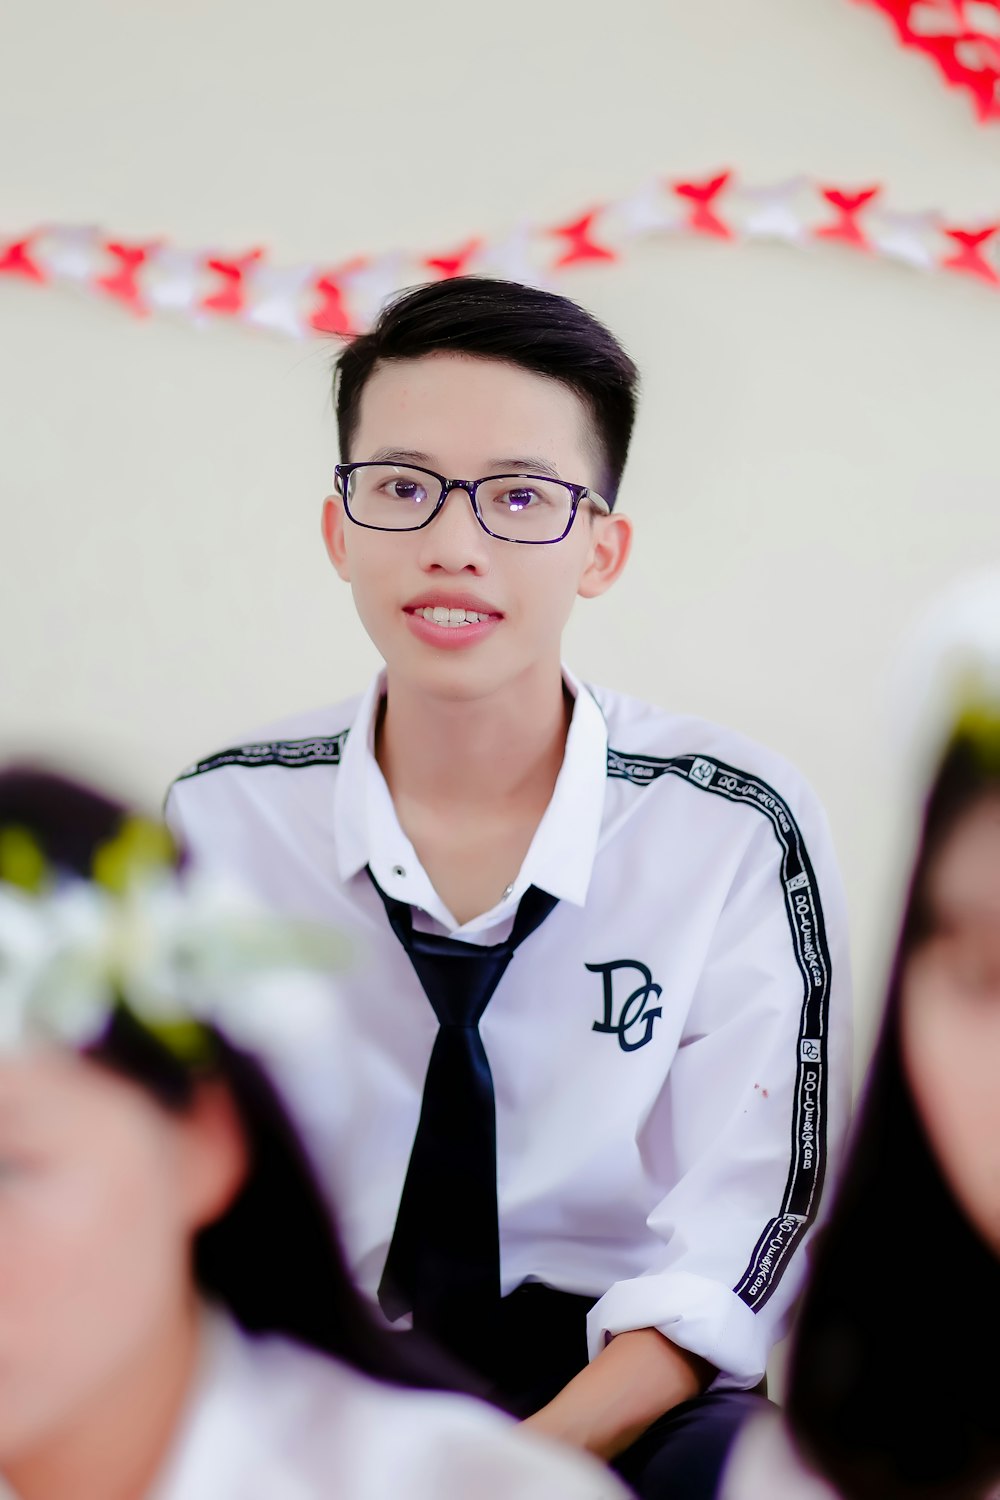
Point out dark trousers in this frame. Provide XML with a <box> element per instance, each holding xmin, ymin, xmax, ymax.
<box><xmin>483</xmin><ymin>1283</ymin><xmax>768</xmax><ymax>1500</ymax></box>
<box><xmin>610</xmin><ymin>1390</ymin><xmax>767</xmax><ymax>1499</ymax></box>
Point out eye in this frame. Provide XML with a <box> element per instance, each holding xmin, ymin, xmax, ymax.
<box><xmin>922</xmin><ymin>932</ymin><xmax>1000</xmax><ymax>1000</ymax></box>
<box><xmin>384</xmin><ymin>479</ymin><xmax>428</xmax><ymax>504</ymax></box>
<box><xmin>492</xmin><ymin>485</ymin><xmax>545</xmax><ymax>511</ymax></box>
<box><xmin>954</xmin><ymin>948</ymin><xmax>1000</xmax><ymax>998</ymax></box>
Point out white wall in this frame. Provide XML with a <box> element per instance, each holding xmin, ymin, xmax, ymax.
<box><xmin>3</xmin><ymin>0</ymin><xmax>1000</xmax><ymax>1058</ymax></box>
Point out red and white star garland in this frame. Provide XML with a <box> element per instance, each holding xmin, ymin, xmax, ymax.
<box><xmin>852</xmin><ymin>0</ymin><xmax>1000</xmax><ymax>121</ymax></box>
<box><xmin>3</xmin><ymin>172</ymin><xmax>999</xmax><ymax>342</ymax></box>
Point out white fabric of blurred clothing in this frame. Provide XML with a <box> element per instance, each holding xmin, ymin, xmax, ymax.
<box><xmin>0</xmin><ymin>1309</ymin><xmax>628</xmax><ymax>1500</ymax></box>
<box><xmin>150</xmin><ymin>1311</ymin><xmax>628</xmax><ymax>1500</ymax></box>
<box><xmin>721</xmin><ymin>1408</ymin><xmax>1000</xmax><ymax>1500</ymax></box>
<box><xmin>718</xmin><ymin>1408</ymin><xmax>839</xmax><ymax>1500</ymax></box>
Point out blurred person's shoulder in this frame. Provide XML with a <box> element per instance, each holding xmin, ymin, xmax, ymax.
<box><xmin>209</xmin><ymin>1320</ymin><xmax>629</xmax><ymax>1500</ymax></box>
<box><xmin>719</xmin><ymin>1406</ymin><xmax>840</xmax><ymax>1500</ymax></box>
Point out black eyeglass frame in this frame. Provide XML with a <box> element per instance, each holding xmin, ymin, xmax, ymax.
<box><xmin>334</xmin><ymin>462</ymin><xmax>612</xmax><ymax>545</ymax></box>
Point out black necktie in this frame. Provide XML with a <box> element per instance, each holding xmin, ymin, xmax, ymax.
<box><xmin>368</xmin><ymin>868</ymin><xmax>558</xmax><ymax>1370</ymax></box>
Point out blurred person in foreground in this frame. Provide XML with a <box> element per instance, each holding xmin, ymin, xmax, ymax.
<box><xmin>721</xmin><ymin>571</ymin><xmax>1000</xmax><ymax>1500</ymax></box>
<box><xmin>167</xmin><ymin>277</ymin><xmax>854</xmax><ymax>1499</ymax></box>
<box><xmin>0</xmin><ymin>768</ymin><xmax>629</xmax><ymax>1500</ymax></box>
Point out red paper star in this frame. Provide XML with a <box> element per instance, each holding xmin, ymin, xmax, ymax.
<box><xmin>940</xmin><ymin>222</ymin><xmax>1000</xmax><ymax>282</ymax></box>
<box><xmin>671</xmin><ymin>171</ymin><xmax>734</xmax><ymax>238</ymax></box>
<box><xmin>425</xmin><ymin>239</ymin><xmax>482</xmax><ymax>278</ymax></box>
<box><xmin>0</xmin><ymin>236</ymin><xmax>45</xmax><ymax>281</ymax></box>
<box><xmin>202</xmin><ymin>249</ymin><xmax>265</xmax><ymax>316</ymax></box>
<box><xmin>852</xmin><ymin>0</ymin><xmax>1000</xmax><ymax>121</ymax></box>
<box><xmin>548</xmin><ymin>209</ymin><xmax>617</xmax><ymax>268</ymax></box>
<box><xmin>96</xmin><ymin>240</ymin><xmax>159</xmax><ymax>315</ymax></box>
<box><xmin>310</xmin><ymin>271</ymin><xmax>358</xmax><ymax>337</ymax></box>
<box><xmin>815</xmin><ymin>186</ymin><xmax>881</xmax><ymax>248</ymax></box>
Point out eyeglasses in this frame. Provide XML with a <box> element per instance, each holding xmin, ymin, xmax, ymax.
<box><xmin>334</xmin><ymin>462</ymin><xmax>611</xmax><ymax>545</ymax></box>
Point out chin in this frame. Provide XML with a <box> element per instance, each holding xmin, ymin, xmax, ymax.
<box><xmin>413</xmin><ymin>657</ymin><xmax>507</xmax><ymax>702</ymax></box>
<box><xmin>383</xmin><ymin>641</ymin><xmax>513</xmax><ymax>702</ymax></box>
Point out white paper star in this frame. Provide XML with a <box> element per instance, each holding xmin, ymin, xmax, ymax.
<box><xmin>477</xmin><ymin>224</ymin><xmax>551</xmax><ymax>286</ymax></box>
<box><xmin>613</xmin><ymin>181</ymin><xmax>681</xmax><ymax>238</ymax></box>
<box><xmin>338</xmin><ymin>254</ymin><xmax>409</xmax><ymax>330</ymax></box>
<box><xmin>735</xmin><ymin>178</ymin><xmax>810</xmax><ymax>245</ymax></box>
<box><xmin>245</xmin><ymin>263</ymin><xmax>317</xmax><ymax>339</ymax></box>
<box><xmin>868</xmin><ymin>208</ymin><xmax>941</xmax><ymax>270</ymax></box>
<box><xmin>145</xmin><ymin>246</ymin><xmax>208</xmax><ymax>317</ymax></box>
<box><xmin>34</xmin><ymin>225</ymin><xmax>104</xmax><ymax>283</ymax></box>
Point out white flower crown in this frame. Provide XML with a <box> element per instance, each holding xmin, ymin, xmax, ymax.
<box><xmin>0</xmin><ymin>817</ymin><xmax>349</xmax><ymax>1059</ymax></box>
<box><xmin>892</xmin><ymin>568</ymin><xmax>1000</xmax><ymax>787</ymax></box>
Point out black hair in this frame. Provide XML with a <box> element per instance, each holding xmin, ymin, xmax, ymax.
<box><xmin>333</xmin><ymin>276</ymin><xmax>639</xmax><ymax>503</ymax></box>
<box><xmin>785</xmin><ymin>734</ymin><xmax>1000</xmax><ymax>1500</ymax></box>
<box><xmin>0</xmin><ymin>766</ymin><xmax>467</xmax><ymax>1394</ymax></box>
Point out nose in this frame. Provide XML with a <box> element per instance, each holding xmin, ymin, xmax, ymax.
<box><xmin>416</xmin><ymin>485</ymin><xmax>491</xmax><ymax>574</ymax></box>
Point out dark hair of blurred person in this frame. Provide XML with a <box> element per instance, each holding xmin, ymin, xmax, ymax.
<box><xmin>784</xmin><ymin>719</ymin><xmax>1000</xmax><ymax>1500</ymax></box>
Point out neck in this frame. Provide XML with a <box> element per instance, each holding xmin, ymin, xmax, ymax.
<box><xmin>377</xmin><ymin>659</ymin><xmax>572</xmax><ymax>812</ymax></box>
<box><xmin>5</xmin><ymin>1296</ymin><xmax>201</xmax><ymax>1500</ymax></box>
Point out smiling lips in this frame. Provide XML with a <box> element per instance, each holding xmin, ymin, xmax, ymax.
<box><xmin>403</xmin><ymin>596</ymin><xmax>503</xmax><ymax>647</ymax></box>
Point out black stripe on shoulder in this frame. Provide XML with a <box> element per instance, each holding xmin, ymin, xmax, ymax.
<box><xmin>176</xmin><ymin>729</ymin><xmax>350</xmax><ymax>781</ymax></box>
<box><xmin>607</xmin><ymin>746</ymin><xmax>832</xmax><ymax>1315</ymax></box>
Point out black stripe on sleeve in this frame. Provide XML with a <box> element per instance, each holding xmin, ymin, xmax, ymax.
<box><xmin>175</xmin><ymin>729</ymin><xmax>350</xmax><ymax>781</ymax></box>
<box><xmin>607</xmin><ymin>747</ymin><xmax>832</xmax><ymax>1314</ymax></box>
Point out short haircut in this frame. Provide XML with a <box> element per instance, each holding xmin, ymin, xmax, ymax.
<box><xmin>333</xmin><ymin>276</ymin><xmax>640</xmax><ymax>503</ymax></box>
<box><xmin>785</xmin><ymin>734</ymin><xmax>1000</xmax><ymax>1500</ymax></box>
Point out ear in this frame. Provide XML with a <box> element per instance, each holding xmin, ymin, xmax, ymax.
<box><xmin>321</xmin><ymin>493</ymin><xmax>351</xmax><ymax>582</ymax></box>
<box><xmin>175</xmin><ymin>1081</ymin><xmax>249</xmax><ymax>1233</ymax></box>
<box><xmin>577</xmin><ymin>512</ymin><xmax>632</xmax><ymax>600</ymax></box>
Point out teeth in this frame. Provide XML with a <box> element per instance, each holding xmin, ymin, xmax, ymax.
<box><xmin>417</xmin><ymin>607</ymin><xmax>489</xmax><ymax>626</ymax></box>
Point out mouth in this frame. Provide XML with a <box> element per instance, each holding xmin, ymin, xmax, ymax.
<box><xmin>403</xmin><ymin>594</ymin><xmax>503</xmax><ymax>628</ymax></box>
<box><xmin>402</xmin><ymin>595</ymin><xmax>504</xmax><ymax>649</ymax></box>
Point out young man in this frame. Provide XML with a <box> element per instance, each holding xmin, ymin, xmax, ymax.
<box><xmin>166</xmin><ymin>278</ymin><xmax>852</xmax><ymax>1500</ymax></box>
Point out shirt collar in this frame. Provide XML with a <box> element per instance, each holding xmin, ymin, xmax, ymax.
<box><xmin>332</xmin><ymin>667</ymin><xmax>609</xmax><ymax>934</ymax></box>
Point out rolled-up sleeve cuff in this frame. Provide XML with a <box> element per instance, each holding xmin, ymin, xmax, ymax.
<box><xmin>586</xmin><ymin>1271</ymin><xmax>769</xmax><ymax>1390</ymax></box>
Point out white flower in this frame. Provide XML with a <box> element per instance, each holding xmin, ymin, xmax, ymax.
<box><xmin>0</xmin><ymin>869</ymin><xmax>350</xmax><ymax>1057</ymax></box>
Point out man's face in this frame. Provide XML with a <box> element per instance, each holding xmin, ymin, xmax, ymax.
<box><xmin>322</xmin><ymin>352</ymin><xmax>630</xmax><ymax>703</ymax></box>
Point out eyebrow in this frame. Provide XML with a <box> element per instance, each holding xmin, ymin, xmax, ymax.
<box><xmin>366</xmin><ymin>447</ymin><xmax>434</xmax><ymax>465</ymax></box>
<box><xmin>364</xmin><ymin>448</ymin><xmax>562</xmax><ymax>479</ymax></box>
<box><xmin>485</xmin><ymin>457</ymin><xmax>561</xmax><ymax>478</ymax></box>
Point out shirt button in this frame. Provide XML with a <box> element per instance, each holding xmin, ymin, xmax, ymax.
<box><xmin>502</xmin><ymin>883</ymin><xmax>514</xmax><ymax>900</ymax></box>
<box><xmin>392</xmin><ymin>865</ymin><xmax>406</xmax><ymax>878</ymax></box>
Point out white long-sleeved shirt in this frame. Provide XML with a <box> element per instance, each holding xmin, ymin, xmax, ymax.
<box><xmin>166</xmin><ymin>668</ymin><xmax>853</xmax><ymax>1389</ymax></box>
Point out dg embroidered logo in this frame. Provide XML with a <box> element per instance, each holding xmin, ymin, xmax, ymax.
<box><xmin>588</xmin><ymin>959</ymin><xmax>663</xmax><ymax>1052</ymax></box>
